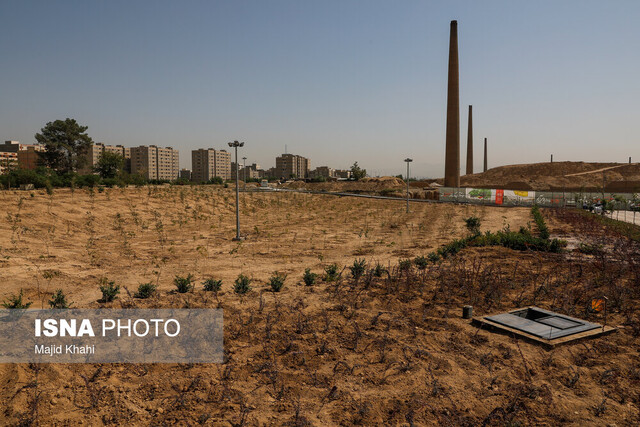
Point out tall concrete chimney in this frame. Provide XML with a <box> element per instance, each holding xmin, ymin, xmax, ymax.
<box><xmin>483</xmin><ymin>138</ymin><xmax>487</xmax><ymax>172</ymax></box>
<box><xmin>466</xmin><ymin>105</ymin><xmax>473</xmax><ymax>175</ymax></box>
<box><xmin>444</xmin><ymin>20</ymin><xmax>460</xmax><ymax>187</ymax></box>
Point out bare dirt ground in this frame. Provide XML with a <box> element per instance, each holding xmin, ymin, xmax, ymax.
<box><xmin>1</xmin><ymin>186</ymin><xmax>639</xmax><ymax>426</ymax></box>
<box><xmin>451</xmin><ymin>161</ymin><xmax>640</xmax><ymax>192</ymax></box>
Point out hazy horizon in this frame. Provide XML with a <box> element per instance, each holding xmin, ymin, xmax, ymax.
<box><xmin>1</xmin><ymin>0</ymin><xmax>639</xmax><ymax>178</ymax></box>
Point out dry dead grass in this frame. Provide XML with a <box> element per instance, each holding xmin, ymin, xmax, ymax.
<box><xmin>1</xmin><ymin>187</ymin><xmax>639</xmax><ymax>426</ymax></box>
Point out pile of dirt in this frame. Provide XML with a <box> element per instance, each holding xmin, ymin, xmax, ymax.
<box><xmin>433</xmin><ymin>161</ymin><xmax>640</xmax><ymax>191</ymax></box>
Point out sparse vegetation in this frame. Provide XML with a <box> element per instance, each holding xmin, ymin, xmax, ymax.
<box><xmin>234</xmin><ymin>274</ymin><xmax>252</xmax><ymax>295</ymax></box>
<box><xmin>302</xmin><ymin>268</ymin><xmax>317</xmax><ymax>286</ymax></box>
<box><xmin>464</xmin><ymin>216</ymin><xmax>481</xmax><ymax>235</ymax></box>
<box><xmin>268</xmin><ymin>272</ymin><xmax>286</xmax><ymax>292</ymax></box>
<box><xmin>48</xmin><ymin>289</ymin><xmax>70</xmax><ymax>309</ymax></box>
<box><xmin>531</xmin><ymin>205</ymin><xmax>550</xmax><ymax>239</ymax></box>
<box><xmin>134</xmin><ymin>282</ymin><xmax>157</xmax><ymax>299</ymax></box>
<box><xmin>98</xmin><ymin>279</ymin><xmax>120</xmax><ymax>302</ymax></box>
<box><xmin>324</xmin><ymin>263</ymin><xmax>339</xmax><ymax>281</ymax></box>
<box><xmin>350</xmin><ymin>258</ymin><xmax>367</xmax><ymax>281</ymax></box>
<box><xmin>1</xmin><ymin>186</ymin><xmax>639</xmax><ymax>425</ymax></box>
<box><xmin>203</xmin><ymin>278</ymin><xmax>223</xmax><ymax>292</ymax></box>
<box><xmin>174</xmin><ymin>274</ymin><xmax>195</xmax><ymax>293</ymax></box>
<box><xmin>2</xmin><ymin>290</ymin><xmax>32</xmax><ymax>309</ymax></box>
<box><xmin>413</xmin><ymin>255</ymin><xmax>428</xmax><ymax>270</ymax></box>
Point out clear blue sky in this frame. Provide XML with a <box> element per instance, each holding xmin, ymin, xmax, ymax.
<box><xmin>1</xmin><ymin>0</ymin><xmax>639</xmax><ymax>177</ymax></box>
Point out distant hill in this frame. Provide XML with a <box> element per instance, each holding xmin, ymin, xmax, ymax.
<box><xmin>434</xmin><ymin>161</ymin><xmax>640</xmax><ymax>192</ymax></box>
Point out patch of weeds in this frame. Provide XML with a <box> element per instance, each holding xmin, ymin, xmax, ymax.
<box><xmin>99</xmin><ymin>279</ymin><xmax>120</xmax><ymax>302</ymax></box>
<box><xmin>2</xmin><ymin>290</ymin><xmax>32</xmax><ymax>309</ymax></box>
<box><xmin>350</xmin><ymin>258</ymin><xmax>367</xmax><ymax>281</ymax></box>
<box><xmin>531</xmin><ymin>205</ymin><xmax>550</xmax><ymax>239</ymax></box>
<box><xmin>324</xmin><ymin>263</ymin><xmax>339</xmax><ymax>282</ymax></box>
<box><xmin>372</xmin><ymin>263</ymin><xmax>386</xmax><ymax>277</ymax></box>
<box><xmin>577</xmin><ymin>242</ymin><xmax>603</xmax><ymax>255</ymax></box>
<box><xmin>174</xmin><ymin>274</ymin><xmax>194</xmax><ymax>293</ymax></box>
<box><xmin>464</xmin><ymin>216</ymin><xmax>481</xmax><ymax>235</ymax></box>
<box><xmin>203</xmin><ymin>278</ymin><xmax>223</xmax><ymax>292</ymax></box>
<box><xmin>303</xmin><ymin>268</ymin><xmax>317</xmax><ymax>286</ymax></box>
<box><xmin>135</xmin><ymin>282</ymin><xmax>157</xmax><ymax>299</ymax></box>
<box><xmin>234</xmin><ymin>274</ymin><xmax>252</xmax><ymax>295</ymax></box>
<box><xmin>49</xmin><ymin>289</ymin><xmax>70</xmax><ymax>309</ymax></box>
<box><xmin>413</xmin><ymin>255</ymin><xmax>428</xmax><ymax>270</ymax></box>
<box><xmin>268</xmin><ymin>272</ymin><xmax>287</xmax><ymax>292</ymax></box>
<box><xmin>398</xmin><ymin>258</ymin><xmax>412</xmax><ymax>271</ymax></box>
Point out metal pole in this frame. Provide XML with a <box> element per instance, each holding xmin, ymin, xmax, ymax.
<box><xmin>406</xmin><ymin>161</ymin><xmax>410</xmax><ymax>213</ymax></box>
<box><xmin>235</xmin><ymin>146</ymin><xmax>240</xmax><ymax>240</ymax></box>
<box><xmin>404</xmin><ymin>158</ymin><xmax>412</xmax><ymax>213</ymax></box>
<box><xmin>242</xmin><ymin>156</ymin><xmax>247</xmax><ymax>186</ymax></box>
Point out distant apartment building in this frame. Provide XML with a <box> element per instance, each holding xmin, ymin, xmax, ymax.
<box><xmin>264</xmin><ymin>167</ymin><xmax>277</xmax><ymax>179</ymax></box>
<box><xmin>1</xmin><ymin>141</ymin><xmax>45</xmax><ymax>172</ymax></box>
<box><xmin>191</xmin><ymin>148</ymin><xmax>231</xmax><ymax>182</ymax></box>
<box><xmin>180</xmin><ymin>169</ymin><xmax>191</xmax><ymax>181</ymax></box>
<box><xmin>0</xmin><ymin>152</ymin><xmax>17</xmax><ymax>173</ymax></box>
<box><xmin>131</xmin><ymin>145</ymin><xmax>179</xmax><ymax>180</ymax></box>
<box><xmin>231</xmin><ymin>162</ymin><xmax>263</xmax><ymax>180</ymax></box>
<box><xmin>80</xmin><ymin>143</ymin><xmax>132</xmax><ymax>174</ymax></box>
<box><xmin>309</xmin><ymin>166</ymin><xmax>335</xmax><ymax>179</ymax></box>
<box><xmin>275</xmin><ymin>153</ymin><xmax>310</xmax><ymax>179</ymax></box>
<box><xmin>334</xmin><ymin>169</ymin><xmax>353</xmax><ymax>179</ymax></box>
<box><xmin>17</xmin><ymin>146</ymin><xmax>45</xmax><ymax>170</ymax></box>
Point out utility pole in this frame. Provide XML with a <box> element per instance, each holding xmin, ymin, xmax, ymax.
<box><xmin>228</xmin><ymin>140</ymin><xmax>245</xmax><ymax>240</ymax></box>
<box><xmin>404</xmin><ymin>158</ymin><xmax>413</xmax><ymax>213</ymax></box>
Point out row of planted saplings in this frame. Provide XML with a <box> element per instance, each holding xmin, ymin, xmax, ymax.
<box><xmin>1</xmin><ymin>256</ymin><xmax>437</xmax><ymax>309</ymax></box>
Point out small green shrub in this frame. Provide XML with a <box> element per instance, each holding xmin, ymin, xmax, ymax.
<box><xmin>324</xmin><ymin>263</ymin><xmax>339</xmax><ymax>281</ymax></box>
<box><xmin>49</xmin><ymin>289</ymin><xmax>70</xmax><ymax>309</ymax></box>
<box><xmin>99</xmin><ymin>279</ymin><xmax>120</xmax><ymax>302</ymax></box>
<box><xmin>174</xmin><ymin>274</ymin><xmax>194</xmax><ymax>293</ymax></box>
<box><xmin>464</xmin><ymin>216</ymin><xmax>481</xmax><ymax>235</ymax></box>
<box><xmin>398</xmin><ymin>258</ymin><xmax>412</xmax><ymax>271</ymax></box>
<box><xmin>577</xmin><ymin>242</ymin><xmax>603</xmax><ymax>255</ymax></box>
<box><xmin>303</xmin><ymin>268</ymin><xmax>317</xmax><ymax>286</ymax></box>
<box><xmin>268</xmin><ymin>272</ymin><xmax>287</xmax><ymax>292</ymax></box>
<box><xmin>427</xmin><ymin>252</ymin><xmax>441</xmax><ymax>263</ymax></box>
<box><xmin>135</xmin><ymin>282</ymin><xmax>157</xmax><ymax>299</ymax></box>
<box><xmin>234</xmin><ymin>274</ymin><xmax>252</xmax><ymax>294</ymax></box>
<box><xmin>2</xmin><ymin>290</ymin><xmax>32</xmax><ymax>309</ymax></box>
<box><xmin>203</xmin><ymin>278</ymin><xmax>223</xmax><ymax>292</ymax></box>
<box><xmin>413</xmin><ymin>256</ymin><xmax>428</xmax><ymax>270</ymax></box>
<box><xmin>531</xmin><ymin>205</ymin><xmax>550</xmax><ymax>239</ymax></box>
<box><xmin>350</xmin><ymin>258</ymin><xmax>367</xmax><ymax>281</ymax></box>
<box><xmin>373</xmin><ymin>263</ymin><xmax>386</xmax><ymax>277</ymax></box>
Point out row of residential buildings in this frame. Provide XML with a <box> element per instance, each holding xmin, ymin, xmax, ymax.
<box><xmin>0</xmin><ymin>141</ymin><xmax>45</xmax><ymax>173</ymax></box>
<box><xmin>80</xmin><ymin>143</ymin><xmax>180</xmax><ymax>180</ymax></box>
<box><xmin>2</xmin><ymin>140</ymin><xmax>352</xmax><ymax>181</ymax></box>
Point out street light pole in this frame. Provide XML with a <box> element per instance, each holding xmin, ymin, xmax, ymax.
<box><xmin>242</xmin><ymin>156</ymin><xmax>247</xmax><ymax>187</ymax></box>
<box><xmin>404</xmin><ymin>158</ymin><xmax>413</xmax><ymax>213</ymax></box>
<box><xmin>228</xmin><ymin>140</ymin><xmax>245</xmax><ymax>240</ymax></box>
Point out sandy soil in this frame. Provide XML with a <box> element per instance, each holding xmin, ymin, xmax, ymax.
<box><xmin>0</xmin><ymin>187</ymin><xmax>639</xmax><ymax>425</ymax></box>
<box><xmin>452</xmin><ymin>161</ymin><xmax>640</xmax><ymax>192</ymax></box>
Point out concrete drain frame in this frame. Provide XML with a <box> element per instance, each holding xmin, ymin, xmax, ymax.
<box><xmin>472</xmin><ymin>306</ymin><xmax>617</xmax><ymax>348</ymax></box>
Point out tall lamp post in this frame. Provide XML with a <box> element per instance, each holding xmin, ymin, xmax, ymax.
<box><xmin>242</xmin><ymin>156</ymin><xmax>247</xmax><ymax>187</ymax></box>
<box><xmin>404</xmin><ymin>158</ymin><xmax>413</xmax><ymax>213</ymax></box>
<box><xmin>228</xmin><ymin>140</ymin><xmax>245</xmax><ymax>240</ymax></box>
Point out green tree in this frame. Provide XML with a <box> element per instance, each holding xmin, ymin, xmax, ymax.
<box><xmin>94</xmin><ymin>151</ymin><xmax>124</xmax><ymax>179</ymax></box>
<box><xmin>350</xmin><ymin>162</ymin><xmax>367</xmax><ymax>181</ymax></box>
<box><xmin>35</xmin><ymin>118</ymin><xmax>93</xmax><ymax>173</ymax></box>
